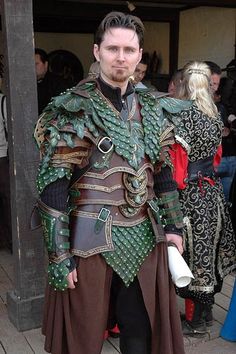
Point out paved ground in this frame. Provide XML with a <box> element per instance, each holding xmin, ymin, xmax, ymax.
<box><xmin>185</xmin><ymin>337</ymin><xmax>236</xmax><ymax>354</ymax></box>
<box><xmin>0</xmin><ymin>249</ymin><xmax>235</xmax><ymax>353</ymax></box>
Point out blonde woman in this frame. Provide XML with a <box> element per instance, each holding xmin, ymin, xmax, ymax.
<box><xmin>170</xmin><ymin>61</ymin><xmax>236</xmax><ymax>336</ymax></box>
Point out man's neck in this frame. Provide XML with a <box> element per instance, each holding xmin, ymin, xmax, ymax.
<box><xmin>97</xmin><ymin>76</ymin><xmax>134</xmax><ymax>112</ymax></box>
<box><xmin>100</xmin><ymin>73</ymin><xmax>128</xmax><ymax>96</ymax></box>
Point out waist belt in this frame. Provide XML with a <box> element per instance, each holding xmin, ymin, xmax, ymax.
<box><xmin>71</xmin><ymin>204</ymin><xmax>149</xmax><ymax>225</ymax></box>
<box><xmin>187</xmin><ymin>156</ymin><xmax>215</xmax><ymax>181</ymax></box>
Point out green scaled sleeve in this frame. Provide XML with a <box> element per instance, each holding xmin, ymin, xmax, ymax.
<box><xmin>37</xmin><ymin>200</ymin><xmax>74</xmax><ymax>291</ymax></box>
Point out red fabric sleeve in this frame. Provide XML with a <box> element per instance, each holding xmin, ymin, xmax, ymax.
<box><xmin>169</xmin><ymin>143</ymin><xmax>188</xmax><ymax>189</ymax></box>
<box><xmin>213</xmin><ymin>145</ymin><xmax>222</xmax><ymax>168</ymax></box>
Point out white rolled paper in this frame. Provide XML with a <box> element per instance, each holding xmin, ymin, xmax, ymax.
<box><xmin>167</xmin><ymin>246</ymin><xmax>194</xmax><ymax>288</ymax></box>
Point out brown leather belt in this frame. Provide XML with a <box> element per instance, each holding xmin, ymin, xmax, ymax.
<box><xmin>71</xmin><ymin>203</ymin><xmax>149</xmax><ymax>226</ymax></box>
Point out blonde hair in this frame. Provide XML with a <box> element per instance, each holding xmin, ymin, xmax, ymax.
<box><xmin>176</xmin><ymin>61</ymin><xmax>218</xmax><ymax>118</ymax></box>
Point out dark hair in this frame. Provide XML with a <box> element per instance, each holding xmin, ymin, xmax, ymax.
<box><xmin>170</xmin><ymin>69</ymin><xmax>183</xmax><ymax>83</ymax></box>
<box><xmin>205</xmin><ymin>61</ymin><xmax>222</xmax><ymax>75</ymax></box>
<box><xmin>35</xmin><ymin>48</ymin><xmax>48</xmax><ymax>63</ymax></box>
<box><xmin>95</xmin><ymin>11</ymin><xmax>145</xmax><ymax>48</ymax></box>
<box><xmin>139</xmin><ymin>52</ymin><xmax>149</xmax><ymax>66</ymax></box>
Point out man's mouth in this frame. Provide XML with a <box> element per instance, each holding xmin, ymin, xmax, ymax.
<box><xmin>113</xmin><ymin>66</ymin><xmax>127</xmax><ymax>70</ymax></box>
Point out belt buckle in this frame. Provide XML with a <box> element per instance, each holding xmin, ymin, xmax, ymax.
<box><xmin>97</xmin><ymin>136</ymin><xmax>113</xmax><ymax>154</ymax></box>
<box><xmin>98</xmin><ymin>207</ymin><xmax>110</xmax><ymax>222</ymax></box>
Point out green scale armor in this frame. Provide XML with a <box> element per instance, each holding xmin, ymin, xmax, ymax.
<box><xmin>102</xmin><ymin>219</ymin><xmax>155</xmax><ymax>286</ymax></box>
<box><xmin>35</xmin><ymin>80</ymin><xmax>190</xmax><ymax>289</ymax></box>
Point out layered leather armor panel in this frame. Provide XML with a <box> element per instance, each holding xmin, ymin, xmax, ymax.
<box><xmin>70</xmin><ymin>153</ymin><xmax>155</xmax><ymax>220</ymax></box>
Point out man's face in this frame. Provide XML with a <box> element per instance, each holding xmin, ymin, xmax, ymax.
<box><xmin>168</xmin><ymin>81</ymin><xmax>176</xmax><ymax>97</ymax></box>
<box><xmin>210</xmin><ymin>73</ymin><xmax>221</xmax><ymax>93</ymax></box>
<box><xmin>35</xmin><ymin>54</ymin><xmax>48</xmax><ymax>81</ymax></box>
<box><xmin>133</xmin><ymin>62</ymin><xmax>148</xmax><ymax>84</ymax></box>
<box><xmin>93</xmin><ymin>27</ymin><xmax>142</xmax><ymax>88</ymax></box>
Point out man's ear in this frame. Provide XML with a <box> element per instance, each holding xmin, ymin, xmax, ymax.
<box><xmin>93</xmin><ymin>44</ymin><xmax>100</xmax><ymax>62</ymax></box>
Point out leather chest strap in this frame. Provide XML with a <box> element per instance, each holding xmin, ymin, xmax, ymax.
<box><xmin>68</xmin><ymin>136</ymin><xmax>113</xmax><ymax>189</ymax></box>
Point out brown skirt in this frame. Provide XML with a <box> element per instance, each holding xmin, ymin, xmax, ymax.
<box><xmin>42</xmin><ymin>243</ymin><xmax>185</xmax><ymax>354</ymax></box>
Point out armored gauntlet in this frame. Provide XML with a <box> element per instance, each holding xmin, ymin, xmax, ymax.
<box><xmin>37</xmin><ymin>200</ymin><xmax>75</xmax><ymax>291</ymax></box>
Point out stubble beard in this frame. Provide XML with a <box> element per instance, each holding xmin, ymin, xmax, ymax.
<box><xmin>111</xmin><ymin>69</ymin><xmax>129</xmax><ymax>83</ymax></box>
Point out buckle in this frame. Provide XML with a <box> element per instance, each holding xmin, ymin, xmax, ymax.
<box><xmin>148</xmin><ymin>199</ymin><xmax>159</xmax><ymax>213</ymax></box>
<box><xmin>98</xmin><ymin>207</ymin><xmax>110</xmax><ymax>222</ymax></box>
<box><xmin>97</xmin><ymin>137</ymin><xmax>113</xmax><ymax>154</ymax></box>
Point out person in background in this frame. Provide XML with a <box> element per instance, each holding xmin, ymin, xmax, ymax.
<box><xmin>205</xmin><ymin>61</ymin><xmax>236</xmax><ymax>202</ymax></box>
<box><xmin>132</xmin><ymin>52</ymin><xmax>149</xmax><ymax>88</ymax></box>
<box><xmin>168</xmin><ymin>69</ymin><xmax>182</xmax><ymax>98</ymax></box>
<box><xmin>0</xmin><ymin>75</ymin><xmax>12</xmax><ymax>252</ymax></box>
<box><xmin>35</xmin><ymin>48</ymin><xmax>72</xmax><ymax>114</ymax></box>
<box><xmin>205</xmin><ymin>61</ymin><xmax>221</xmax><ymax>94</ymax></box>
<box><xmin>221</xmin><ymin>60</ymin><xmax>236</xmax><ymax>116</ymax></box>
<box><xmin>33</xmin><ymin>11</ymin><xmax>188</xmax><ymax>354</ymax></box>
<box><xmin>214</xmin><ymin>78</ymin><xmax>236</xmax><ymax>202</ymax></box>
<box><xmin>170</xmin><ymin>61</ymin><xmax>236</xmax><ymax>337</ymax></box>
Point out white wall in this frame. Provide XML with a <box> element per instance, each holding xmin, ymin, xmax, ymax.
<box><xmin>143</xmin><ymin>21</ymin><xmax>170</xmax><ymax>74</ymax></box>
<box><xmin>178</xmin><ymin>6</ymin><xmax>236</xmax><ymax>70</ymax></box>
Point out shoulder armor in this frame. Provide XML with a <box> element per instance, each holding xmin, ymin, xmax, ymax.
<box><xmin>159</xmin><ymin>97</ymin><xmax>192</xmax><ymax>114</ymax></box>
<box><xmin>34</xmin><ymin>83</ymin><xmax>98</xmax><ymax>148</ymax></box>
<box><xmin>72</xmin><ymin>79</ymin><xmax>97</xmax><ymax>98</ymax></box>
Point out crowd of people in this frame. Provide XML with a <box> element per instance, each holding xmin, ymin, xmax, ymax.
<box><xmin>0</xmin><ymin>9</ymin><xmax>236</xmax><ymax>354</ymax></box>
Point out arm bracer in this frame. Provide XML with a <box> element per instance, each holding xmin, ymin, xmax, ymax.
<box><xmin>38</xmin><ymin>199</ymin><xmax>70</xmax><ymax>262</ymax></box>
<box><xmin>157</xmin><ymin>191</ymin><xmax>183</xmax><ymax>229</ymax></box>
<box><xmin>149</xmin><ymin>191</ymin><xmax>183</xmax><ymax>232</ymax></box>
<box><xmin>37</xmin><ymin>200</ymin><xmax>75</xmax><ymax>291</ymax></box>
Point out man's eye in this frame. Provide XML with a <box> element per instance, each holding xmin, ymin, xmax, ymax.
<box><xmin>125</xmin><ymin>48</ymin><xmax>135</xmax><ymax>53</ymax></box>
<box><xmin>108</xmin><ymin>47</ymin><xmax>117</xmax><ymax>52</ymax></box>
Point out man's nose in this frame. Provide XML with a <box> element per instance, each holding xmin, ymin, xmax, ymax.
<box><xmin>117</xmin><ymin>49</ymin><xmax>125</xmax><ymax>61</ymax></box>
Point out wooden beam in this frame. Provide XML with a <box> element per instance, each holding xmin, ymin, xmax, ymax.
<box><xmin>1</xmin><ymin>0</ymin><xmax>45</xmax><ymax>331</ymax></box>
<box><xmin>111</xmin><ymin>0</ymin><xmax>236</xmax><ymax>6</ymax></box>
<box><xmin>55</xmin><ymin>0</ymin><xmax>236</xmax><ymax>7</ymax></box>
<box><xmin>147</xmin><ymin>0</ymin><xmax>236</xmax><ymax>6</ymax></box>
<box><xmin>33</xmin><ymin>1</ymin><xmax>180</xmax><ymax>33</ymax></box>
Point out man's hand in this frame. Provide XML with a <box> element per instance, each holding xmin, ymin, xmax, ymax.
<box><xmin>166</xmin><ymin>233</ymin><xmax>183</xmax><ymax>254</ymax></box>
<box><xmin>67</xmin><ymin>268</ymin><xmax>78</xmax><ymax>289</ymax></box>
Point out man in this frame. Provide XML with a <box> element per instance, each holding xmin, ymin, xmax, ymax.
<box><xmin>34</xmin><ymin>12</ymin><xmax>188</xmax><ymax>354</ymax></box>
<box><xmin>206</xmin><ymin>61</ymin><xmax>236</xmax><ymax>202</ymax></box>
<box><xmin>35</xmin><ymin>48</ymin><xmax>71</xmax><ymax>114</ymax></box>
<box><xmin>132</xmin><ymin>53</ymin><xmax>149</xmax><ymax>88</ymax></box>
<box><xmin>205</xmin><ymin>61</ymin><xmax>221</xmax><ymax>94</ymax></box>
<box><xmin>168</xmin><ymin>69</ymin><xmax>182</xmax><ymax>98</ymax></box>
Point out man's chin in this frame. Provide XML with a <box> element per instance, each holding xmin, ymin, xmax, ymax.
<box><xmin>111</xmin><ymin>75</ymin><xmax>129</xmax><ymax>83</ymax></box>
